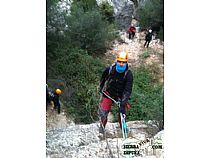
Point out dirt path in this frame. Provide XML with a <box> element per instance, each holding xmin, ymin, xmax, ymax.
<box><xmin>104</xmin><ymin>31</ymin><xmax>164</xmax><ymax>83</ymax></box>
<box><xmin>105</xmin><ymin>31</ymin><xmax>164</xmax><ymax>68</ymax></box>
<box><xmin>46</xmin><ymin>104</ymin><xmax>74</xmax><ymax>129</ymax></box>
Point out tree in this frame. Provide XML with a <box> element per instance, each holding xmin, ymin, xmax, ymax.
<box><xmin>98</xmin><ymin>1</ymin><xmax>115</xmax><ymax>23</ymax></box>
<box><xmin>129</xmin><ymin>64</ymin><xmax>164</xmax><ymax>131</ymax></box>
<box><xmin>47</xmin><ymin>0</ymin><xmax>116</xmax><ymax>123</ymax></box>
<box><xmin>136</xmin><ymin>0</ymin><xmax>164</xmax><ymax>40</ymax></box>
<box><xmin>72</xmin><ymin>0</ymin><xmax>97</xmax><ymax>12</ymax></box>
<box><xmin>64</xmin><ymin>4</ymin><xmax>117</xmax><ymax>54</ymax></box>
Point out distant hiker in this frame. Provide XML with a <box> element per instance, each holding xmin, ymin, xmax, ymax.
<box><xmin>128</xmin><ymin>24</ymin><xmax>136</xmax><ymax>40</ymax></box>
<box><xmin>98</xmin><ymin>51</ymin><xmax>133</xmax><ymax>134</ymax></box>
<box><xmin>144</xmin><ymin>29</ymin><xmax>153</xmax><ymax>48</ymax></box>
<box><xmin>51</xmin><ymin>88</ymin><xmax>62</xmax><ymax>114</ymax></box>
<box><xmin>47</xmin><ymin>87</ymin><xmax>61</xmax><ymax>114</ymax></box>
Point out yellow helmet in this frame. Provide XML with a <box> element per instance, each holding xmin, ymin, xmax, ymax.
<box><xmin>116</xmin><ymin>51</ymin><xmax>128</xmax><ymax>62</ymax></box>
<box><xmin>55</xmin><ymin>88</ymin><xmax>62</xmax><ymax>95</ymax></box>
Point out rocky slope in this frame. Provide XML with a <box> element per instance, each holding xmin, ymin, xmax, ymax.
<box><xmin>46</xmin><ymin>113</ymin><xmax>164</xmax><ymax>158</ymax></box>
<box><xmin>97</xmin><ymin>0</ymin><xmax>135</xmax><ymax>29</ymax></box>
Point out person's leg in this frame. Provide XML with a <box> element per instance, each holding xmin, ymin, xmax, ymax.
<box><xmin>57</xmin><ymin>102</ymin><xmax>61</xmax><ymax>114</ymax></box>
<box><xmin>147</xmin><ymin>40</ymin><xmax>151</xmax><ymax>48</ymax></box>
<box><xmin>98</xmin><ymin>97</ymin><xmax>112</xmax><ymax>132</ymax></box>
<box><xmin>128</xmin><ymin>32</ymin><xmax>131</xmax><ymax>39</ymax></box>
<box><xmin>144</xmin><ymin>41</ymin><xmax>147</xmax><ymax>47</ymax></box>
<box><xmin>132</xmin><ymin>32</ymin><xmax>135</xmax><ymax>39</ymax></box>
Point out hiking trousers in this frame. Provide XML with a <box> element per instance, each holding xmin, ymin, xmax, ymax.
<box><xmin>128</xmin><ymin>32</ymin><xmax>135</xmax><ymax>40</ymax></box>
<box><xmin>99</xmin><ymin>96</ymin><xmax>126</xmax><ymax>129</ymax></box>
<box><xmin>144</xmin><ymin>40</ymin><xmax>151</xmax><ymax>48</ymax></box>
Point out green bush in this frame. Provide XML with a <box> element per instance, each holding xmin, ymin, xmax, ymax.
<box><xmin>98</xmin><ymin>1</ymin><xmax>115</xmax><ymax>23</ymax></box>
<box><xmin>136</xmin><ymin>0</ymin><xmax>163</xmax><ymax>40</ymax></box>
<box><xmin>48</xmin><ymin>47</ymin><xmax>105</xmax><ymax>123</ymax></box>
<box><xmin>72</xmin><ymin>0</ymin><xmax>97</xmax><ymax>12</ymax></box>
<box><xmin>64</xmin><ymin>5</ymin><xmax>117</xmax><ymax>54</ymax></box>
<box><xmin>157</xmin><ymin>26</ymin><xmax>164</xmax><ymax>41</ymax></box>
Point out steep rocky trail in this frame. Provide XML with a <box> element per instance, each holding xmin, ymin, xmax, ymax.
<box><xmin>46</xmin><ymin>31</ymin><xmax>164</xmax><ymax>158</ymax></box>
<box><xmin>105</xmin><ymin>31</ymin><xmax>164</xmax><ymax>83</ymax></box>
<box><xmin>47</xmin><ymin>119</ymin><xmax>164</xmax><ymax>158</ymax></box>
<box><xmin>105</xmin><ymin>31</ymin><xmax>164</xmax><ymax>68</ymax></box>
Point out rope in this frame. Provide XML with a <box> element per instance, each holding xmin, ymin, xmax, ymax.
<box><xmin>86</xmin><ymin>89</ymin><xmax>115</xmax><ymax>158</ymax></box>
<box><xmin>101</xmin><ymin>91</ymin><xmax>132</xmax><ymax>158</ymax></box>
<box><xmin>86</xmin><ymin>90</ymin><xmax>134</xmax><ymax>158</ymax></box>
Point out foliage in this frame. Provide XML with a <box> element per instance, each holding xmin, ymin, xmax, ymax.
<box><xmin>64</xmin><ymin>4</ymin><xmax>117</xmax><ymax>54</ymax></box>
<box><xmin>47</xmin><ymin>0</ymin><xmax>69</xmax><ymax>33</ymax></box>
<box><xmin>157</xmin><ymin>26</ymin><xmax>164</xmax><ymax>41</ymax></box>
<box><xmin>98</xmin><ymin>1</ymin><xmax>115</xmax><ymax>23</ymax></box>
<box><xmin>48</xmin><ymin>47</ymin><xmax>105</xmax><ymax>123</ymax></box>
<box><xmin>111</xmin><ymin>64</ymin><xmax>164</xmax><ymax>130</ymax></box>
<box><xmin>136</xmin><ymin>0</ymin><xmax>163</xmax><ymax>40</ymax></box>
<box><xmin>72</xmin><ymin>0</ymin><xmax>97</xmax><ymax>12</ymax></box>
<box><xmin>46</xmin><ymin>0</ymin><xmax>117</xmax><ymax>123</ymax></box>
<box><xmin>142</xmin><ymin>51</ymin><xmax>150</xmax><ymax>59</ymax></box>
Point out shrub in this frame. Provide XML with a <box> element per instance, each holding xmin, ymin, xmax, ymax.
<box><xmin>64</xmin><ymin>5</ymin><xmax>117</xmax><ymax>54</ymax></box>
<box><xmin>135</xmin><ymin>0</ymin><xmax>163</xmax><ymax>40</ymax></box>
<box><xmin>48</xmin><ymin>47</ymin><xmax>105</xmax><ymax>123</ymax></box>
<box><xmin>98</xmin><ymin>1</ymin><xmax>115</xmax><ymax>23</ymax></box>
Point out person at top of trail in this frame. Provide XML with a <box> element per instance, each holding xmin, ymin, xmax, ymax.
<box><xmin>127</xmin><ymin>24</ymin><xmax>136</xmax><ymax>40</ymax></box>
<box><xmin>98</xmin><ymin>50</ymin><xmax>133</xmax><ymax>134</ymax></box>
<box><xmin>144</xmin><ymin>29</ymin><xmax>153</xmax><ymax>48</ymax></box>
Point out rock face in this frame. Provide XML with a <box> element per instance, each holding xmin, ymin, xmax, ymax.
<box><xmin>46</xmin><ymin>120</ymin><xmax>164</xmax><ymax>158</ymax></box>
<box><xmin>114</xmin><ymin>0</ymin><xmax>135</xmax><ymax>29</ymax></box>
<box><xmin>97</xmin><ymin>0</ymin><xmax>135</xmax><ymax>29</ymax></box>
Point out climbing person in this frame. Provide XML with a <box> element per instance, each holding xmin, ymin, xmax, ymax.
<box><xmin>128</xmin><ymin>24</ymin><xmax>136</xmax><ymax>40</ymax></box>
<box><xmin>98</xmin><ymin>50</ymin><xmax>133</xmax><ymax>134</ymax></box>
<box><xmin>144</xmin><ymin>29</ymin><xmax>153</xmax><ymax>48</ymax></box>
<box><xmin>50</xmin><ymin>88</ymin><xmax>62</xmax><ymax>114</ymax></box>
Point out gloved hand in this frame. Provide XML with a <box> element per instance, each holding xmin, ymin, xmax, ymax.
<box><xmin>119</xmin><ymin>103</ymin><xmax>125</xmax><ymax>114</ymax></box>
